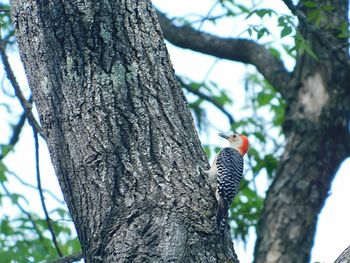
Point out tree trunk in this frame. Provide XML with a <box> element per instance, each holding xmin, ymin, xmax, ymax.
<box><xmin>254</xmin><ymin>1</ymin><xmax>350</xmax><ymax>262</ymax></box>
<box><xmin>11</xmin><ymin>0</ymin><xmax>237</xmax><ymax>262</ymax></box>
<box><xmin>335</xmin><ymin>245</ymin><xmax>350</xmax><ymax>263</ymax></box>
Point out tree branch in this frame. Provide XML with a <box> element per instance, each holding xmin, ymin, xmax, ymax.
<box><xmin>157</xmin><ymin>11</ymin><xmax>292</xmax><ymax>99</ymax></box>
<box><xmin>0</xmin><ymin>96</ymin><xmax>35</xmax><ymax>161</ymax></box>
<box><xmin>0</xmin><ymin>110</ymin><xmax>26</xmax><ymax>160</ymax></box>
<box><xmin>281</xmin><ymin>0</ymin><xmax>296</xmax><ymax>13</ymax></box>
<box><xmin>177</xmin><ymin>76</ymin><xmax>235</xmax><ymax>125</ymax></box>
<box><xmin>0</xmin><ymin>32</ymin><xmax>44</xmax><ymax>138</ymax></box>
<box><xmin>33</xmin><ymin>130</ymin><xmax>63</xmax><ymax>257</ymax></box>
<box><xmin>48</xmin><ymin>252</ymin><xmax>83</xmax><ymax>263</ymax></box>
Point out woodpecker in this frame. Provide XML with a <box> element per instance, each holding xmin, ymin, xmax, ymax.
<box><xmin>208</xmin><ymin>133</ymin><xmax>249</xmax><ymax>237</ymax></box>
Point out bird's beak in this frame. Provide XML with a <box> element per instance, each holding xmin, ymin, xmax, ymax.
<box><xmin>218</xmin><ymin>133</ymin><xmax>229</xmax><ymax>140</ymax></box>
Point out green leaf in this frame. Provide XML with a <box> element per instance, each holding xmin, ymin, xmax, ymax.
<box><xmin>253</xmin><ymin>132</ymin><xmax>266</xmax><ymax>143</ymax></box>
<box><xmin>321</xmin><ymin>4</ymin><xmax>335</xmax><ymax>11</ymax></box>
<box><xmin>1</xmin><ymin>218</ymin><xmax>13</xmax><ymax>235</ymax></box>
<box><xmin>337</xmin><ymin>21</ymin><xmax>350</xmax><ymax>38</ymax></box>
<box><xmin>272</xmin><ymin>104</ymin><xmax>285</xmax><ymax>126</ymax></box>
<box><xmin>189</xmin><ymin>82</ymin><xmax>200</xmax><ymax>91</ymax></box>
<box><xmin>0</xmin><ymin>162</ymin><xmax>7</xmax><ymax>182</ymax></box>
<box><xmin>281</xmin><ymin>26</ymin><xmax>292</xmax><ymax>38</ymax></box>
<box><xmin>236</xmin><ymin>4</ymin><xmax>250</xmax><ymax>13</ymax></box>
<box><xmin>268</xmin><ymin>47</ymin><xmax>281</xmax><ymax>59</ymax></box>
<box><xmin>277</xmin><ymin>16</ymin><xmax>285</xmax><ymax>27</ymax></box>
<box><xmin>264</xmin><ymin>154</ymin><xmax>279</xmax><ymax>177</ymax></box>
<box><xmin>257</xmin><ymin>92</ymin><xmax>274</xmax><ymax>106</ymax></box>
<box><xmin>0</xmin><ymin>144</ymin><xmax>13</xmax><ymax>157</ymax></box>
<box><xmin>247</xmin><ymin>8</ymin><xmax>276</xmax><ymax>19</ymax></box>
<box><xmin>295</xmin><ymin>31</ymin><xmax>318</xmax><ymax>60</ymax></box>
<box><xmin>256</xmin><ymin>8</ymin><xmax>275</xmax><ymax>18</ymax></box>
<box><xmin>307</xmin><ymin>9</ymin><xmax>321</xmax><ymax>21</ymax></box>
<box><xmin>255</xmin><ymin>27</ymin><xmax>269</xmax><ymax>40</ymax></box>
<box><xmin>303</xmin><ymin>42</ymin><xmax>318</xmax><ymax>60</ymax></box>
<box><xmin>203</xmin><ymin>145</ymin><xmax>211</xmax><ymax>159</ymax></box>
<box><xmin>228</xmin><ymin>182</ymin><xmax>264</xmax><ymax>242</ymax></box>
<box><xmin>303</xmin><ymin>1</ymin><xmax>317</xmax><ymax>8</ymax></box>
<box><xmin>248</xmin><ymin>147</ymin><xmax>260</xmax><ymax>161</ymax></box>
<box><xmin>247</xmin><ymin>27</ymin><xmax>252</xmax><ymax>37</ymax></box>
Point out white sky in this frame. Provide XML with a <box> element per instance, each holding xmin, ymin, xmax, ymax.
<box><xmin>0</xmin><ymin>1</ymin><xmax>349</xmax><ymax>262</ymax></box>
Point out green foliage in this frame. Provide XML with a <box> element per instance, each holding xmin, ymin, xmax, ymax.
<box><xmin>0</xmin><ymin>193</ymin><xmax>81</xmax><ymax>262</ymax></box>
<box><xmin>0</xmin><ymin>213</ymin><xmax>81</xmax><ymax>262</ymax></box>
<box><xmin>247</xmin><ymin>25</ymin><xmax>271</xmax><ymax>40</ymax></box>
<box><xmin>302</xmin><ymin>0</ymin><xmax>336</xmax><ymax>26</ymax></box>
<box><xmin>229</xmin><ymin>181</ymin><xmax>264</xmax><ymax>242</ymax></box>
<box><xmin>222</xmin><ymin>70</ymin><xmax>286</xmax><ymax>241</ymax></box>
<box><xmin>0</xmin><ymin>144</ymin><xmax>13</xmax><ymax>160</ymax></box>
<box><xmin>249</xmin><ymin>148</ymin><xmax>279</xmax><ymax>179</ymax></box>
<box><xmin>0</xmin><ymin>5</ymin><xmax>16</xmax><ymax>46</ymax></box>
<box><xmin>194</xmin><ymin>78</ymin><xmax>284</xmax><ymax>243</ymax></box>
<box><xmin>247</xmin><ymin>8</ymin><xmax>276</xmax><ymax>19</ymax></box>
<box><xmin>245</xmin><ymin>73</ymin><xmax>286</xmax><ymax>128</ymax></box>
<box><xmin>0</xmin><ymin>156</ymin><xmax>80</xmax><ymax>262</ymax></box>
<box><xmin>338</xmin><ymin>21</ymin><xmax>350</xmax><ymax>38</ymax></box>
<box><xmin>0</xmin><ymin>161</ymin><xmax>8</xmax><ymax>183</ymax></box>
<box><xmin>278</xmin><ymin>15</ymin><xmax>294</xmax><ymax>38</ymax></box>
<box><xmin>293</xmin><ymin>31</ymin><xmax>318</xmax><ymax>60</ymax></box>
<box><xmin>180</xmin><ymin>76</ymin><xmax>233</xmax><ymax>132</ymax></box>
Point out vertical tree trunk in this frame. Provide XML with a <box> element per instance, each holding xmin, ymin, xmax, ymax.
<box><xmin>11</xmin><ymin>0</ymin><xmax>237</xmax><ymax>262</ymax></box>
<box><xmin>254</xmin><ymin>1</ymin><xmax>350</xmax><ymax>262</ymax></box>
<box><xmin>335</xmin><ymin>245</ymin><xmax>350</xmax><ymax>263</ymax></box>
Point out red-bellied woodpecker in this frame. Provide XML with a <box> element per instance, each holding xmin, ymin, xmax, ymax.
<box><xmin>208</xmin><ymin>133</ymin><xmax>249</xmax><ymax>237</ymax></box>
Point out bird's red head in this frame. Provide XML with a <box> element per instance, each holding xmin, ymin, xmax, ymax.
<box><xmin>218</xmin><ymin>133</ymin><xmax>249</xmax><ymax>156</ymax></box>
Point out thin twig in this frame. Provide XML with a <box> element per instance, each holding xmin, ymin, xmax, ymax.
<box><xmin>0</xmin><ymin>31</ymin><xmax>44</xmax><ymax>138</ymax></box>
<box><xmin>0</xmin><ymin>111</ymin><xmax>26</xmax><ymax>160</ymax></box>
<box><xmin>189</xmin><ymin>13</ymin><xmax>228</xmax><ymax>25</ymax></box>
<box><xmin>196</xmin><ymin>0</ymin><xmax>220</xmax><ymax>31</ymax></box>
<box><xmin>9</xmin><ymin>110</ymin><xmax>27</xmax><ymax>145</ymax></box>
<box><xmin>48</xmin><ymin>252</ymin><xmax>84</xmax><ymax>263</ymax></box>
<box><xmin>202</xmin><ymin>59</ymin><xmax>219</xmax><ymax>84</ymax></box>
<box><xmin>7</xmin><ymin>169</ymin><xmax>66</xmax><ymax>205</ymax></box>
<box><xmin>0</xmin><ymin>95</ymin><xmax>34</xmax><ymax>161</ymax></box>
<box><xmin>177</xmin><ymin>76</ymin><xmax>235</xmax><ymax>125</ymax></box>
<box><xmin>33</xmin><ymin>129</ymin><xmax>63</xmax><ymax>257</ymax></box>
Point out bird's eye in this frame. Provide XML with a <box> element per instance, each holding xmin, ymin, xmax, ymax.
<box><xmin>232</xmin><ymin>134</ymin><xmax>237</xmax><ymax>138</ymax></box>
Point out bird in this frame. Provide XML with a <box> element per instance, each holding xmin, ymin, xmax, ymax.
<box><xmin>207</xmin><ymin>133</ymin><xmax>249</xmax><ymax>237</ymax></box>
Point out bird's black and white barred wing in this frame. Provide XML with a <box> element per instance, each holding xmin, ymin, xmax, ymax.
<box><xmin>216</xmin><ymin>147</ymin><xmax>244</xmax><ymax>203</ymax></box>
<box><xmin>215</xmin><ymin>147</ymin><xmax>244</xmax><ymax>235</ymax></box>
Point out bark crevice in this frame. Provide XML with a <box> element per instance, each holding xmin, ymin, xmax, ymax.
<box><xmin>11</xmin><ymin>0</ymin><xmax>238</xmax><ymax>262</ymax></box>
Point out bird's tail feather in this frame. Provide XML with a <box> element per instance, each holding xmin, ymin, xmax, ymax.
<box><xmin>216</xmin><ymin>198</ymin><xmax>229</xmax><ymax>237</ymax></box>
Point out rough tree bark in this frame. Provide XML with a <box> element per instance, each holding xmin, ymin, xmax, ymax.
<box><xmin>156</xmin><ymin>1</ymin><xmax>350</xmax><ymax>262</ymax></box>
<box><xmin>11</xmin><ymin>0</ymin><xmax>238</xmax><ymax>262</ymax></box>
<box><xmin>335</xmin><ymin>245</ymin><xmax>350</xmax><ymax>263</ymax></box>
